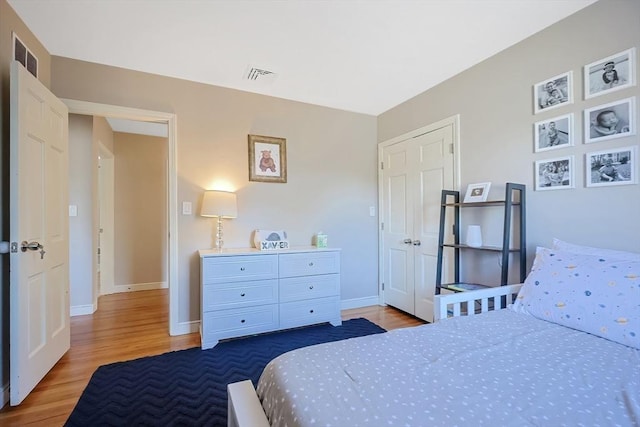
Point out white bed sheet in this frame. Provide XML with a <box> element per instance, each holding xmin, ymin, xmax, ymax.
<box><xmin>257</xmin><ymin>309</ymin><xmax>640</xmax><ymax>426</ymax></box>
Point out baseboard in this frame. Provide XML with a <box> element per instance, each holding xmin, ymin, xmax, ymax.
<box><xmin>341</xmin><ymin>295</ymin><xmax>380</xmax><ymax>310</ymax></box>
<box><xmin>170</xmin><ymin>319</ymin><xmax>200</xmax><ymax>336</ymax></box>
<box><xmin>113</xmin><ymin>281</ymin><xmax>167</xmax><ymax>293</ymax></box>
<box><xmin>70</xmin><ymin>303</ymin><xmax>97</xmax><ymax>317</ymax></box>
<box><xmin>1</xmin><ymin>381</ymin><xmax>9</xmax><ymax>410</ymax></box>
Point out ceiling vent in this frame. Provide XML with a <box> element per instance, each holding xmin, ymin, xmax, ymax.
<box><xmin>244</xmin><ymin>65</ymin><xmax>278</xmax><ymax>85</ymax></box>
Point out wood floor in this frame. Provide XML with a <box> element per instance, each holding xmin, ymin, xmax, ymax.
<box><xmin>0</xmin><ymin>289</ymin><xmax>424</xmax><ymax>426</ymax></box>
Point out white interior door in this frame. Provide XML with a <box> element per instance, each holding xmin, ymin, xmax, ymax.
<box><xmin>380</xmin><ymin>119</ymin><xmax>457</xmax><ymax>322</ymax></box>
<box><xmin>380</xmin><ymin>141</ymin><xmax>415</xmax><ymax>314</ymax></box>
<box><xmin>413</xmin><ymin>125</ymin><xmax>455</xmax><ymax>321</ymax></box>
<box><xmin>10</xmin><ymin>61</ymin><xmax>70</xmax><ymax>405</ymax></box>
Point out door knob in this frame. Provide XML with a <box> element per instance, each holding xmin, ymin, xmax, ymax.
<box><xmin>21</xmin><ymin>241</ymin><xmax>42</xmax><ymax>252</ymax></box>
<box><xmin>403</xmin><ymin>239</ymin><xmax>413</xmax><ymax>244</ymax></box>
<box><xmin>412</xmin><ymin>240</ymin><xmax>421</xmax><ymax>246</ymax></box>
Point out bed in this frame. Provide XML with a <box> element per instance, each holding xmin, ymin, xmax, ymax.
<box><xmin>227</xmin><ymin>240</ymin><xmax>640</xmax><ymax>426</ymax></box>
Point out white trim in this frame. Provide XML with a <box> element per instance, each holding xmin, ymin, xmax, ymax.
<box><xmin>173</xmin><ymin>320</ymin><xmax>200</xmax><ymax>336</ymax></box>
<box><xmin>1</xmin><ymin>381</ymin><xmax>9</xmax><ymax>410</ymax></box>
<box><xmin>112</xmin><ymin>281</ymin><xmax>168</xmax><ymax>293</ymax></box>
<box><xmin>61</xmin><ymin>99</ymin><xmax>180</xmax><ymax>335</ymax></box>
<box><xmin>340</xmin><ymin>296</ymin><xmax>380</xmax><ymax>311</ymax></box>
<box><xmin>377</xmin><ymin>115</ymin><xmax>461</xmax><ymax>304</ymax></box>
<box><xmin>70</xmin><ymin>303</ymin><xmax>97</xmax><ymax>317</ymax></box>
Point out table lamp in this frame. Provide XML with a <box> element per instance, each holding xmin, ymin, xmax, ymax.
<box><xmin>200</xmin><ymin>190</ymin><xmax>237</xmax><ymax>250</ymax></box>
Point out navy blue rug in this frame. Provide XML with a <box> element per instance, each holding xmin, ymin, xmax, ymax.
<box><xmin>65</xmin><ymin>318</ymin><xmax>386</xmax><ymax>426</ymax></box>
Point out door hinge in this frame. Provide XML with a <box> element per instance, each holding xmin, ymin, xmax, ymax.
<box><xmin>381</xmin><ymin>282</ymin><xmax>385</xmax><ymax>291</ymax></box>
<box><xmin>380</xmin><ymin>161</ymin><xmax>384</xmax><ymax>170</ymax></box>
<box><xmin>449</xmin><ymin>143</ymin><xmax>454</xmax><ymax>154</ymax></box>
<box><xmin>381</xmin><ymin>222</ymin><xmax>384</xmax><ymax>231</ymax></box>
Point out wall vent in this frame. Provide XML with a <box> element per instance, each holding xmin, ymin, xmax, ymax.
<box><xmin>244</xmin><ymin>65</ymin><xmax>277</xmax><ymax>85</ymax></box>
<box><xmin>12</xmin><ymin>32</ymin><xmax>38</xmax><ymax>78</ymax></box>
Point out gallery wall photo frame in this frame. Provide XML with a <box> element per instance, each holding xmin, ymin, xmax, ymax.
<box><xmin>533</xmin><ymin>71</ymin><xmax>573</xmax><ymax>114</ymax></box>
<box><xmin>584</xmin><ymin>97</ymin><xmax>636</xmax><ymax>144</ymax></box>
<box><xmin>534</xmin><ymin>113</ymin><xmax>573</xmax><ymax>153</ymax></box>
<box><xmin>463</xmin><ymin>182</ymin><xmax>491</xmax><ymax>203</ymax></box>
<box><xmin>534</xmin><ymin>155</ymin><xmax>575</xmax><ymax>191</ymax></box>
<box><xmin>248</xmin><ymin>134</ymin><xmax>287</xmax><ymax>183</ymax></box>
<box><xmin>584</xmin><ymin>48</ymin><xmax>636</xmax><ymax>99</ymax></box>
<box><xmin>586</xmin><ymin>146</ymin><xmax>636</xmax><ymax>188</ymax></box>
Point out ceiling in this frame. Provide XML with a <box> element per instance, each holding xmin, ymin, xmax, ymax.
<box><xmin>8</xmin><ymin>0</ymin><xmax>596</xmax><ymax>116</ymax></box>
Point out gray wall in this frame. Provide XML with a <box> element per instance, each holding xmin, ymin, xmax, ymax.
<box><xmin>378</xmin><ymin>0</ymin><xmax>640</xmax><ymax>285</ymax></box>
<box><xmin>51</xmin><ymin>57</ymin><xmax>380</xmax><ymax>327</ymax></box>
<box><xmin>68</xmin><ymin>114</ymin><xmax>94</xmax><ymax>309</ymax></box>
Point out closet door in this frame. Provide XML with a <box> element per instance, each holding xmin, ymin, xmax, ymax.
<box><xmin>380</xmin><ymin>140</ymin><xmax>415</xmax><ymax>314</ymax></box>
<box><xmin>380</xmin><ymin>121</ymin><xmax>456</xmax><ymax>321</ymax></box>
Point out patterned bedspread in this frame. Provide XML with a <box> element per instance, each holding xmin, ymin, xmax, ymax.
<box><xmin>257</xmin><ymin>309</ymin><xmax>640</xmax><ymax>426</ymax></box>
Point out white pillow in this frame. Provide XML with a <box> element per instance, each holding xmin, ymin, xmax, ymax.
<box><xmin>512</xmin><ymin>247</ymin><xmax>640</xmax><ymax>349</ymax></box>
<box><xmin>552</xmin><ymin>238</ymin><xmax>640</xmax><ymax>261</ymax></box>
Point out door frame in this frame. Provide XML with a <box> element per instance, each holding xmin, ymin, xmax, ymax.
<box><xmin>97</xmin><ymin>142</ymin><xmax>115</xmax><ymax>297</ymax></box>
<box><xmin>377</xmin><ymin>115</ymin><xmax>461</xmax><ymax>305</ymax></box>
<box><xmin>62</xmin><ymin>99</ymin><xmax>185</xmax><ymax>336</ymax></box>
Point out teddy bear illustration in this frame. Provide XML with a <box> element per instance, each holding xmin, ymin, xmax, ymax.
<box><xmin>259</xmin><ymin>150</ymin><xmax>277</xmax><ymax>172</ymax></box>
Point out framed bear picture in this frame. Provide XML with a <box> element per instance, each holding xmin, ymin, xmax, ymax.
<box><xmin>248</xmin><ymin>134</ymin><xmax>287</xmax><ymax>183</ymax></box>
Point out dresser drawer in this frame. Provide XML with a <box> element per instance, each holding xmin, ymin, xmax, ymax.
<box><xmin>279</xmin><ymin>296</ymin><xmax>341</xmax><ymax>329</ymax></box>
<box><xmin>202</xmin><ymin>254</ymin><xmax>278</xmax><ymax>284</ymax></box>
<box><xmin>203</xmin><ymin>279</ymin><xmax>278</xmax><ymax>311</ymax></box>
<box><xmin>200</xmin><ymin>304</ymin><xmax>279</xmax><ymax>349</ymax></box>
<box><xmin>279</xmin><ymin>274</ymin><xmax>339</xmax><ymax>303</ymax></box>
<box><xmin>279</xmin><ymin>251</ymin><xmax>340</xmax><ymax>278</ymax></box>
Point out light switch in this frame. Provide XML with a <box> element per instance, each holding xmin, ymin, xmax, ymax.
<box><xmin>182</xmin><ymin>201</ymin><xmax>192</xmax><ymax>215</ymax></box>
<box><xmin>369</xmin><ymin>206</ymin><xmax>376</xmax><ymax>217</ymax></box>
<box><xmin>69</xmin><ymin>205</ymin><xmax>78</xmax><ymax>217</ymax></box>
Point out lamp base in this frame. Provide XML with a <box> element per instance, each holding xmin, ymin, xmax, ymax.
<box><xmin>215</xmin><ymin>217</ymin><xmax>224</xmax><ymax>250</ymax></box>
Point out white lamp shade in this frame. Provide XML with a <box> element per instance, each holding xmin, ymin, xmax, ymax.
<box><xmin>200</xmin><ymin>190</ymin><xmax>237</xmax><ymax>218</ymax></box>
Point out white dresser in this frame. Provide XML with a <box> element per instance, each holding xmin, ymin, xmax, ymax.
<box><xmin>199</xmin><ymin>247</ymin><xmax>341</xmax><ymax>349</ymax></box>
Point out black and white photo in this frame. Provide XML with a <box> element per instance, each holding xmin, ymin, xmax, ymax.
<box><xmin>584</xmin><ymin>48</ymin><xmax>636</xmax><ymax>99</ymax></box>
<box><xmin>534</xmin><ymin>113</ymin><xmax>573</xmax><ymax>152</ymax></box>
<box><xmin>586</xmin><ymin>146</ymin><xmax>636</xmax><ymax>187</ymax></box>
<box><xmin>463</xmin><ymin>182</ymin><xmax>491</xmax><ymax>203</ymax></box>
<box><xmin>534</xmin><ymin>71</ymin><xmax>572</xmax><ymax>114</ymax></box>
<box><xmin>584</xmin><ymin>97</ymin><xmax>635</xmax><ymax>143</ymax></box>
<box><xmin>535</xmin><ymin>156</ymin><xmax>574</xmax><ymax>191</ymax></box>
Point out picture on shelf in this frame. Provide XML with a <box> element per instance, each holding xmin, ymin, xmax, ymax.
<box><xmin>463</xmin><ymin>182</ymin><xmax>491</xmax><ymax>203</ymax></box>
<box><xmin>586</xmin><ymin>146</ymin><xmax>636</xmax><ymax>187</ymax></box>
<box><xmin>584</xmin><ymin>97</ymin><xmax>635</xmax><ymax>143</ymax></box>
<box><xmin>534</xmin><ymin>113</ymin><xmax>573</xmax><ymax>152</ymax></box>
<box><xmin>533</xmin><ymin>71</ymin><xmax>572</xmax><ymax>114</ymax></box>
<box><xmin>535</xmin><ymin>156</ymin><xmax>574</xmax><ymax>191</ymax></box>
<box><xmin>584</xmin><ymin>48</ymin><xmax>636</xmax><ymax>99</ymax></box>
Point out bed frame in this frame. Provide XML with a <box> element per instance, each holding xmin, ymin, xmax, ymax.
<box><xmin>227</xmin><ymin>284</ymin><xmax>523</xmax><ymax>427</ymax></box>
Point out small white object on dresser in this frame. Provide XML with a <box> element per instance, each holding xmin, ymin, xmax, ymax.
<box><xmin>199</xmin><ymin>247</ymin><xmax>341</xmax><ymax>349</ymax></box>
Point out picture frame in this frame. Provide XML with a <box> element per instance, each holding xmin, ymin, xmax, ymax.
<box><xmin>584</xmin><ymin>97</ymin><xmax>635</xmax><ymax>143</ymax></box>
<box><xmin>586</xmin><ymin>146</ymin><xmax>636</xmax><ymax>187</ymax></box>
<box><xmin>584</xmin><ymin>48</ymin><xmax>636</xmax><ymax>99</ymax></box>
<box><xmin>534</xmin><ymin>113</ymin><xmax>573</xmax><ymax>152</ymax></box>
<box><xmin>248</xmin><ymin>134</ymin><xmax>287</xmax><ymax>183</ymax></box>
<box><xmin>535</xmin><ymin>156</ymin><xmax>574</xmax><ymax>191</ymax></box>
<box><xmin>533</xmin><ymin>71</ymin><xmax>573</xmax><ymax>114</ymax></box>
<box><xmin>463</xmin><ymin>182</ymin><xmax>491</xmax><ymax>203</ymax></box>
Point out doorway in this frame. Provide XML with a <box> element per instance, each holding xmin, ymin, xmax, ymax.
<box><xmin>63</xmin><ymin>99</ymin><xmax>186</xmax><ymax>336</ymax></box>
<box><xmin>378</xmin><ymin>115</ymin><xmax>460</xmax><ymax>322</ymax></box>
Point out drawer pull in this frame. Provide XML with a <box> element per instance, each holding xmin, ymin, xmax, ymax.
<box><xmin>241</xmin><ymin>319</ymin><xmax>246</xmax><ymax>323</ymax></box>
<box><xmin>309</xmin><ymin>285</ymin><xmax>314</xmax><ymax>290</ymax></box>
<box><xmin>308</xmin><ymin>262</ymin><xmax>314</xmax><ymax>267</ymax></box>
<box><xmin>240</xmin><ymin>267</ymin><xmax>246</xmax><ymax>271</ymax></box>
<box><xmin>309</xmin><ymin>309</ymin><xmax>314</xmax><ymax>314</ymax></box>
<box><xmin>240</xmin><ymin>293</ymin><xmax>246</xmax><ymax>297</ymax></box>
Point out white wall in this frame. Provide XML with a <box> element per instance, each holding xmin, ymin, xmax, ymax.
<box><xmin>378</xmin><ymin>0</ymin><xmax>640</xmax><ymax>285</ymax></box>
